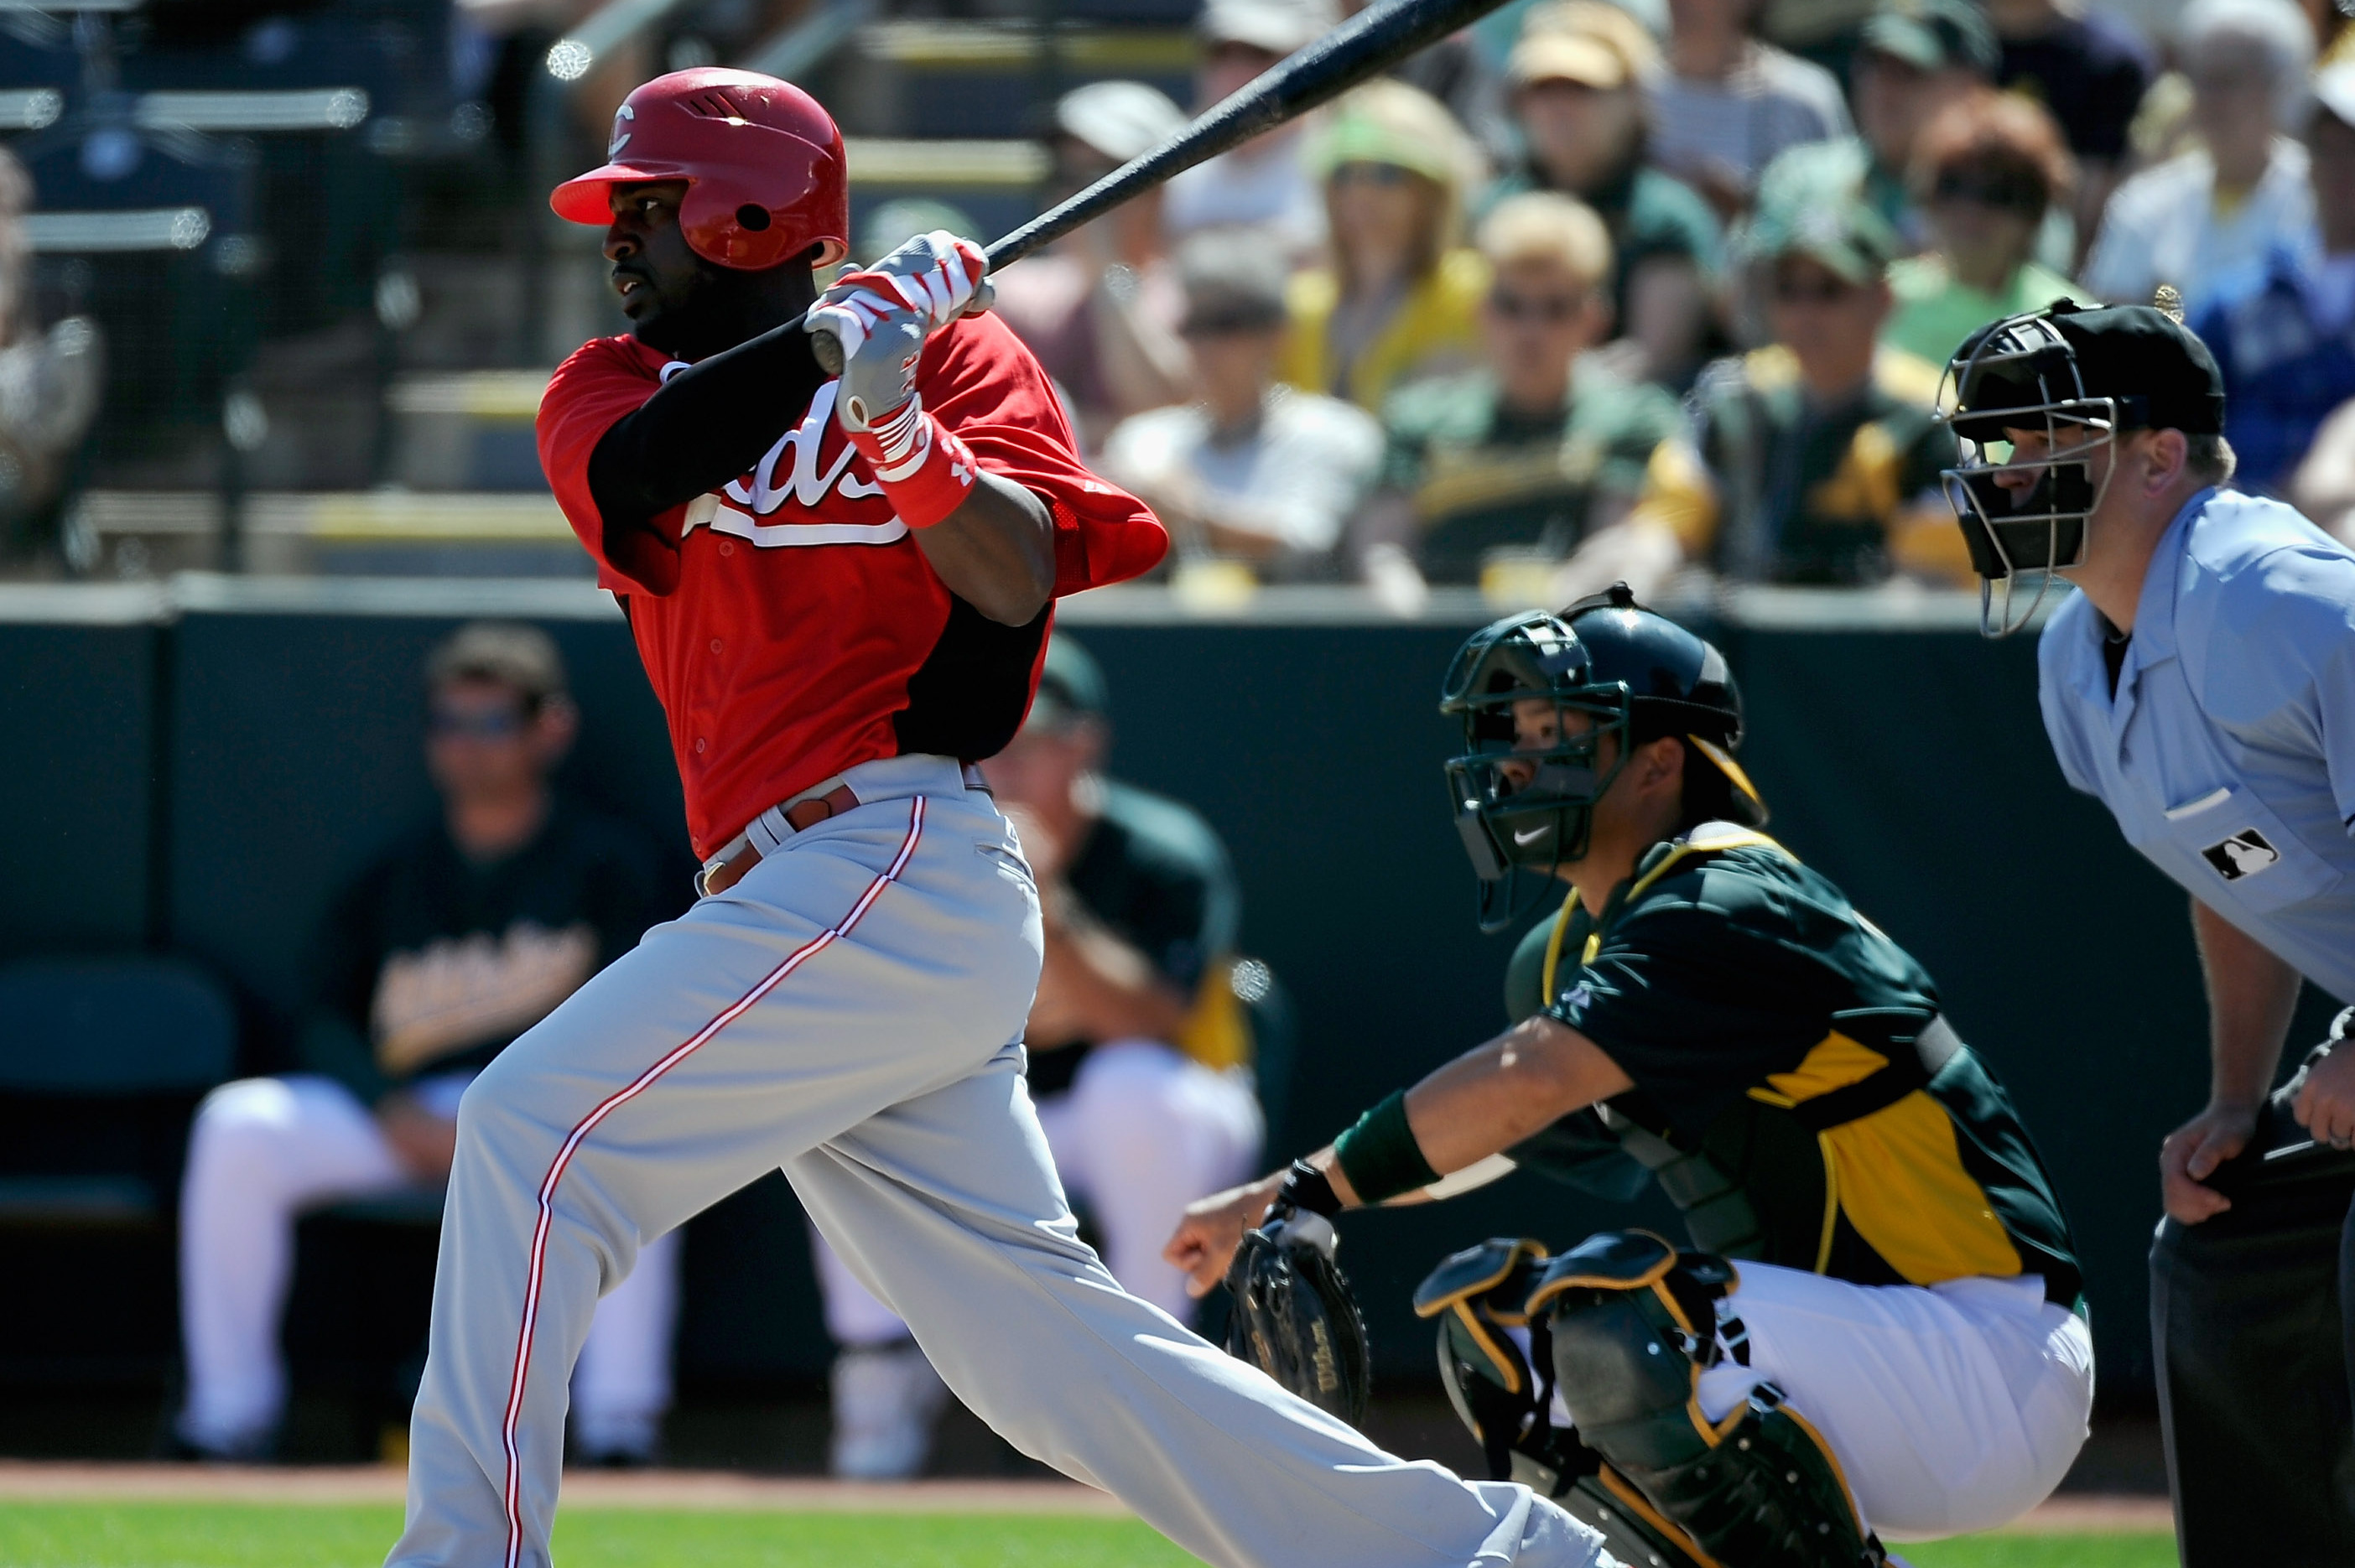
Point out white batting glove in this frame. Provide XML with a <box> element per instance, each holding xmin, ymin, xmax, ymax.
<box><xmin>805</xmin><ymin>231</ymin><xmax>991</xmax><ymax>365</ymax></box>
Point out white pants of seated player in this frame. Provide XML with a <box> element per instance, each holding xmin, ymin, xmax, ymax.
<box><xmin>816</xmin><ymin>1039</ymin><xmax>1265</xmax><ymax>1343</ymax></box>
<box><xmin>177</xmin><ymin>1072</ymin><xmax>680</xmax><ymax>1460</ymax></box>
<box><xmin>384</xmin><ymin>755</ymin><xmax>1604</xmax><ymax>1568</ymax></box>
<box><xmin>1531</xmin><ymin>1260</ymin><xmax>2092</xmax><ymax>1543</ymax></box>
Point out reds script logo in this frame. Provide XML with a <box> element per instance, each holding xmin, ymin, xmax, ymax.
<box><xmin>667</xmin><ymin>372</ymin><xmax>911</xmax><ymax>548</ymax></box>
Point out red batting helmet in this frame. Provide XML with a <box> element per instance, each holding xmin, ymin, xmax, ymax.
<box><xmin>550</xmin><ymin>68</ymin><xmax>849</xmax><ymax>271</ymax></box>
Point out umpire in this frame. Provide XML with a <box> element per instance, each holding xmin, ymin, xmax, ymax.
<box><xmin>1945</xmin><ymin>301</ymin><xmax>2355</xmax><ymax>1561</ymax></box>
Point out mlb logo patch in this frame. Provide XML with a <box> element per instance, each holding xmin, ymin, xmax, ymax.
<box><xmin>2202</xmin><ymin>828</ymin><xmax>2281</xmax><ymax>882</ymax></box>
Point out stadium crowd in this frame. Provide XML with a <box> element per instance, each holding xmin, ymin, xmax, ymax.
<box><xmin>876</xmin><ymin>0</ymin><xmax>2355</xmax><ymax>607</ymax></box>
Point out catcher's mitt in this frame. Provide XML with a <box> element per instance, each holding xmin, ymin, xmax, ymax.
<box><xmin>1223</xmin><ymin>1162</ymin><xmax>1371</xmax><ymax>1425</ymax></box>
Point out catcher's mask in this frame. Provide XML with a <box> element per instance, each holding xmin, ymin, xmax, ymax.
<box><xmin>1441</xmin><ymin>610</ymin><xmax>1630</xmax><ymax>932</ymax></box>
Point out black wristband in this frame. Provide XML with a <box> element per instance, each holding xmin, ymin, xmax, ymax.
<box><xmin>1280</xmin><ymin>1159</ymin><xmax>1343</xmax><ymax>1219</ymax></box>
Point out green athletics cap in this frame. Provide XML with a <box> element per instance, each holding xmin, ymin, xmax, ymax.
<box><xmin>1027</xmin><ymin>635</ymin><xmax>1110</xmax><ymax>731</ymax></box>
<box><xmin>1744</xmin><ymin>148</ymin><xmax>1898</xmax><ymax>284</ymax></box>
<box><xmin>1860</xmin><ymin>0</ymin><xmax>1998</xmax><ymax>75</ymax></box>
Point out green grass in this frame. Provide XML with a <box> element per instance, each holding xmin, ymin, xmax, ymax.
<box><xmin>0</xmin><ymin>1503</ymin><xmax>2174</xmax><ymax>1568</ymax></box>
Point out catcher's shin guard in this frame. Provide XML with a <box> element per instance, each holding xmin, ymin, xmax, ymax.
<box><xmin>1528</xmin><ymin>1230</ymin><xmax>1884</xmax><ymax>1568</ymax></box>
<box><xmin>1417</xmin><ymin>1239</ymin><xmax>1710</xmax><ymax>1568</ymax></box>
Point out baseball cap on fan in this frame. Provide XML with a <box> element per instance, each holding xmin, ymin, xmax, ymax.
<box><xmin>1199</xmin><ymin>0</ymin><xmax>1337</xmax><ymax>56</ymax></box>
<box><xmin>1026</xmin><ymin>636</ymin><xmax>1110</xmax><ymax>732</ymax></box>
<box><xmin>1744</xmin><ymin>151</ymin><xmax>1898</xmax><ymax>283</ymax></box>
<box><xmin>1859</xmin><ymin>0</ymin><xmax>1998</xmax><ymax>75</ymax></box>
<box><xmin>1177</xmin><ymin>231</ymin><xmax>1291</xmax><ymax>335</ymax></box>
<box><xmin>1507</xmin><ymin>1</ymin><xmax>1661</xmax><ymax>90</ymax></box>
<box><xmin>1058</xmin><ymin>80</ymin><xmax>1188</xmax><ymax>164</ymax></box>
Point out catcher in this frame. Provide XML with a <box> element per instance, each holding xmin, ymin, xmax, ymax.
<box><xmin>1168</xmin><ymin>588</ymin><xmax>2094</xmax><ymax>1566</ymax></box>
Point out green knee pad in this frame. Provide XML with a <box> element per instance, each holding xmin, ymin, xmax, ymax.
<box><xmin>1527</xmin><ymin>1230</ymin><xmax>1884</xmax><ymax>1568</ymax></box>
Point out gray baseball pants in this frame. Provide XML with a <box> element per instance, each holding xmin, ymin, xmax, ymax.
<box><xmin>384</xmin><ymin>753</ymin><xmax>1609</xmax><ymax>1568</ymax></box>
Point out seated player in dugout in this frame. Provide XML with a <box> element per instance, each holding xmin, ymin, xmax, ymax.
<box><xmin>1575</xmin><ymin>166</ymin><xmax>1972</xmax><ymax>596</ymax></box>
<box><xmin>806</xmin><ymin>635</ymin><xmax>1263</xmax><ymax>1478</ymax></box>
<box><xmin>173</xmin><ymin>624</ymin><xmax>681</xmax><ymax>1466</ymax></box>
<box><xmin>1168</xmin><ymin>589</ymin><xmax>2092</xmax><ymax>1566</ymax></box>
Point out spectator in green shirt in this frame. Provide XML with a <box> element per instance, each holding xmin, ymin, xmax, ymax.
<box><xmin>1481</xmin><ymin>1</ymin><xmax>1724</xmax><ymax>388</ymax></box>
<box><xmin>1358</xmin><ymin>191</ymin><xmax>1685</xmax><ymax>601</ymax></box>
<box><xmin>1883</xmin><ymin>90</ymin><xmax>2083</xmax><ymax>368</ymax></box>
<box><xmin>1608</xmin><ymin>164</ymin><xmax>1970</xmax><ymax>586</ymax></box>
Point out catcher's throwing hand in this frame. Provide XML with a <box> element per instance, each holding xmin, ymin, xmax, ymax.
<box><xmin>1214</xmin><ymin>1161</ymin><xmax>1374</xmax><ymax>1423</ymax></box>
<box><xmin>1167</xmin><ymin>1171</ymin><xmax>1290</xmax><ymax>1298</ymax></box>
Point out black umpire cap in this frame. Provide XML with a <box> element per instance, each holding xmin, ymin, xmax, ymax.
<box><xmin>1951</xmin><ymin>300</ymin><xmax>2227</xmax><ymax>441</ymax></box>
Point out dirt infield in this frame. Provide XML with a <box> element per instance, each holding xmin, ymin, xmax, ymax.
<box><xmin>0</xmin><ymin>1462</ymin><xmax>2171</xmax><ymax>1534</ymax></box>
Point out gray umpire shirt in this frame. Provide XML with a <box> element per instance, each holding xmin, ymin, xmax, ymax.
<box><xmin>2039</xmin><ymin>487</ymin><xmax>2355</xmax><ymax>1003</ymax></box>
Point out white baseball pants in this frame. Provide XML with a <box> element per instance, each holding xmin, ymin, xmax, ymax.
<box><xmin>1521</xmin><ymin>1259</ymin><xmax>2092</xmax><ymax>1545</ymax></box>
<box><xmin>385</xmin><ymin>754</ymin><xmax>1607</xmax><ymax>1568</ymax></box>
<box><xmin>177</xmin><ymin>1072</ymin><xmax>678</xmax><ymax>1459</ymax></box>
<box><xmin>1692</xmin><ymin>1264</ymin><xmax>2092</xmax><ymax>1542</ymax></box>
<box><xmin>816</xmin><ymin>1036</ymin><xmax>1264</xmax><ymax>1342</ymax></box>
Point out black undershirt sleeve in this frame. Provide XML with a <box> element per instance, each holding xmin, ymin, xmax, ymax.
<box><xmin>585</xmin><ymin>321</ymin><xmax>832</xmax><ymax>528</ymax></box>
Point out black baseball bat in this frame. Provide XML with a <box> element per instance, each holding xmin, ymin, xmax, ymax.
<box><xmin>812</xmin><ymin>0</ymin><xmax>1515</xmax><ymax>372</ymax></box>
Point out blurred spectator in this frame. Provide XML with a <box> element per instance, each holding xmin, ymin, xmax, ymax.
<box><xmin>2293</xmin><ymin>396</ymin><xmax>2355</xmax><ymax>541</ymax></box>
<box><xmin>1843</xmin><ymin>0</ymin><xmax>2000</xmax><ymax>250</ymax></box>
<box><xmin>1484</xmin><ymin>2</ymin><xmax>1724</xmax><ymax>387</ymax></box>
<box><xmin>1164</xmin><ymin>0</ymin><xmax>1336</xmax><ymax>254</ymax></box>
<box><xmin>992</xmin><ymin>82</ymin><xmax>1193</xmax><ymax>449</ymax></box>
<box><xmin>2082</xmin><ymin>0</ymin><xmax>2318</xmax><ymax>314</ymax></box>
<box><xmin>1342</xmin><ymin>0</ymin><xmax>1515</xmax><ymax>162</ymax></box>
<box><xmin>172</xmin><ymin>626</ymin><xmax>678</xmax><ymax>1464</ymax></box>
<box><xmin>811</xmin><ymin>637</ymin><xmax>1261</xmax><ymax>1478</ymax></box>
<box><xmin>1356</xmin><ymin>192</ymin><xmax>1682</xmax><ymax>595</ymax></box>
<box><xmin>1099</xmin><ymin>236</ymin><xmax>1383</xmax><ymax>578</ymax></box>
<box><xmin>0</xmin><ymin>148</ymin><xmax>101</xmax><ymax>563</ymax></box>
<box><xmin>1883</xmin><ymin>91</ymin><xmax>2081</xmax><ymax>368</ymax></box>
<box><xmin>1278</xmin><ymin>79</ymin><xmax>1489</xmax><ymax>412</ymax></box>
<box><xmin>855</xmin><ymin>199</ymin><xmax>980</xmax><ymax>265</ymax></box>
<box><xmin>1986</xmin><ymin>0</ymin><xmax>2157</xmax><ymax>260</ymax></box>
<box><xmin>1645</xmin><ymin>0</ymin><xmax>1853</xmax><ymax>215</ymax></box>
<box><xmin>1757</xmin><ymin>0</ymin><xmax>1879</xmax><ymax>76</ymax></box>
<box><xmin>1601</xmin><ymin>166</ymin><xmax>1965</xmax><ymax>587</ymax></box>
<box><xmin>2193</xmin><ymin>61</ymin><xmax>2355</xmax><ymax>496</ymax></box>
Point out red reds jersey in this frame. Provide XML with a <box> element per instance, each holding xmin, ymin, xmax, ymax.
<box><xmin>538</xmin><ymin>312</ymin><xmax>1166</xmax><ymax>857</ymax></box>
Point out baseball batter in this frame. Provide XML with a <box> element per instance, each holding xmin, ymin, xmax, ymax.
<box><xmin>384</xmin><ymin>67</ymin><xmax>1608</xmax><ymax>1568</ymax></box>
<box><xmin>1169</xmin><ymin>592</ymin><xmax>2095</xmax><ymax>1565</ymax></box>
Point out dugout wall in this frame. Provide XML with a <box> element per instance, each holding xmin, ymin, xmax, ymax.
<box><xmin>3</xmin><ymin>575</ymin><xmax>2334</xmax><ymax>1409</ymax></box>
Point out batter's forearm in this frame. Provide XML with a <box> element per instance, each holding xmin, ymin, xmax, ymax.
<box><xmin>2191</xmin><ymin>896</ymin><xmax>2301</xmax><ymax>1107</ymax></box>
<box><xmin>915</xmin><ymin>470</ymin><xmax>1055</xmax><ymax>624</ymax></box>
<box><xmin>586</xmin><ymin>323</ymin><xmax>832</xmax><ymax>525</ymax></box>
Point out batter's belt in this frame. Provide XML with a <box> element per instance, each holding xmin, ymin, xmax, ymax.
<box><xmin>696</xmin><ymin>761</ymin><xmax>990</xmax><ymax>897</ymax></box>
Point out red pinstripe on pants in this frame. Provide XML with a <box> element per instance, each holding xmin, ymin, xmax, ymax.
<box><xmin>496</xmin><ymin>797</ymin><xmax>928</xmax><ymax>1568</ymax></box>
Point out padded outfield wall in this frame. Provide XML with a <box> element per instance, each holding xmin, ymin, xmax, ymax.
<box><xmin>3</xmin><ymin>575</ymin><xmax>2337</xmax><ymax>1399</ymax></box>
